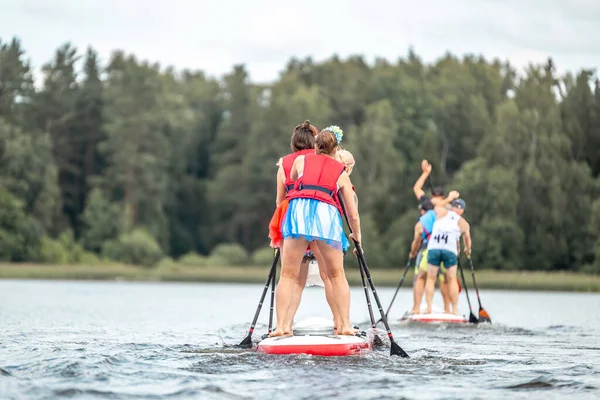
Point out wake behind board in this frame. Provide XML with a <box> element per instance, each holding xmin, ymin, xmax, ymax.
<box><xmin>256</xmin><ymin>317</ymin><xmax>372</xmax><ymax>356</ymax></box>
<box><xmin>400</xmin><ymin>304</ymin><xmax>469</xmax><ymax>324</ymax></box>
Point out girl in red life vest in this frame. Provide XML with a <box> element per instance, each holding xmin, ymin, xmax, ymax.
<box><xmin>270</xmin><ymin>128</ymin><xmax>362</xmax><ymax>337</ymax></box>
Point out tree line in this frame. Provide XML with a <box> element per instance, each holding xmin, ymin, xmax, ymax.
<box><xmin>1</xmin><ymin>37</ymin><xmax>599</xmax><ymax>272</ymax></box>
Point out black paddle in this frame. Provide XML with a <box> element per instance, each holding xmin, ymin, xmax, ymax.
<box><xmin>467</xmin><ymin>256</ymin><xmax>491</xmax><ymax>323</ymax></box>
<box><xmin>457</xmin><ymin>257</ymin><xmax>478</xmax><ymax>324</ymax></box>
<box><xmin>376</xmin><ymin>257</ymin><xmax>413</xmax><ymax>325</ymax></box>
<box><xmin>239</xmin><ymin>248</ymin><xmax>280</xmax><ymax>347</ymax></box>
<box><xmin>357</xmin><ymin>255</ymin><xmax>385</xmax><ymax>347</ymax></box>
<box><xmin>267</xmin><ymin>250</ymin><xmax>278</xmax><ymax>333</ymax></box>
<box><xmin>338</xmin><ymin>196</ymin><xmax>409</xmax><ymax>357</ymax></box>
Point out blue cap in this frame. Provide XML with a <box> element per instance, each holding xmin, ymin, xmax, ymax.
<box><xmin>451</xmin><ymin>198</ymin><xmax>466</xmax><ymax>210</ymax></box>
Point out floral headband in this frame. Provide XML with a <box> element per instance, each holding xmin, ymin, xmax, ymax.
<box><xmin>324</xmin><ymin>125</ymin><xmax>343</xmax><ymax>144</ymax></box>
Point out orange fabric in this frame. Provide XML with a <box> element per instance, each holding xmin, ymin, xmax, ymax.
<box><xmin>268</xmin><ymin>199</ymin><xmax>311</xmax><ymax>251</ymax></box>
<box><xmin>269</xmin><ymin>199</ymin><xmax>289</xmax><ymax>248</ymax></box>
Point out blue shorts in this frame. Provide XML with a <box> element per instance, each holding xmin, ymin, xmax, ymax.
<box><xmin>427</xmin><ymin>249</ymin><xmax>457</xmax><ymax>268</ymax></box>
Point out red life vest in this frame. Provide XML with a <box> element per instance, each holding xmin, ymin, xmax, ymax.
<box><xmin>289</xmin><ymin>154</ymin><xmax>345</xmax><ymax>214</ymax></box>
<box><xmin>281</xmin><ymin>149</ymin><xmax>314</xmax><ymax>194</ymax></box>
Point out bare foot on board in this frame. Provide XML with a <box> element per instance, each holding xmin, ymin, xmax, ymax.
<box><xmin>334</xmin><ymin>320</ymin><xmax>341</xmax><ymax>334</ymax></box>
<box><xmin>269</xmin><ymin>328</ymin><xmax>286</xmax><ymax>337</ymax></box>
<box><xmin>340</xmin><ymin>326</ymin><xmax>359</xmax><ymax>336</ymax></box>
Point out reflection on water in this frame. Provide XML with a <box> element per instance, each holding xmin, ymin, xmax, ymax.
<box><xmin>1</xmin><ymin>280</ymin><xmax>599</xmax><ymax>399</ymax></box>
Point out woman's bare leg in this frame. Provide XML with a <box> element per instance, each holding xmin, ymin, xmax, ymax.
<box><xmin>285</xmin><ymin>259</ymin><xmax>309</xmax><ymax>333</ymax></box>
<box><xmin>315</xmin><ymin>241</ymin><xmax>354</xmax><ymax>335</ymax></box>
<box><xmin>425</xmin><ymin>265</ymin><xmax>439</xmax><ymax>314</ymax></box>
<box><xmin>440</xmin><ymin>279</ymin><xmax>451</xmax><ymax>313</ymax></box>
<box><xmin>445</xmin><ymin>266</ymin><xmax>460</xmax><ymax>315</ymax></box>
<box><xmin>412</xmin><ymin>270</ymin><xmax>426</xmax><ymax>314</ymax></box>
<box><xmin>270</xmin><ymin>237</ymin><xmax>308</xmax><ymax>337</ymax></box>
<box><xmin>311</xmin><ymin>245</ymin><xmax>341</xmax><ymax>333</ymax></box>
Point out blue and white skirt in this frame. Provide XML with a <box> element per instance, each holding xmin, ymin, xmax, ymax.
<box><xmin>282</xmin><ymin>198</ymin><xmax>350</xmax><ymax>252</ymax></box>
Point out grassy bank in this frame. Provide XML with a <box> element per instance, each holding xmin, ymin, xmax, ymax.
<box><xmin>1</xmin><ymin>263</ymin><xmax>599</xmax><ymax>292</ymax></box>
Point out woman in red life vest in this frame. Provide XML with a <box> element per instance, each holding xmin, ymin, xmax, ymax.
<box><xmin>268</xmin><ymin>121</ymin><xmax>342</xmax><ymax>333</ymax></box>
<box><xmin>285</xmin><ymin>147</ymin><xmax>358</xmax><ymax>334</ymax></box>
<box><xmin>270</xmin><ymin>127</ymin><xmax>361</xmax><ymax>337</ymax></box>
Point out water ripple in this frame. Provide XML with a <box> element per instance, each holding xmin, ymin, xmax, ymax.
<box><xmin>1</xmin><ymin>281</ymin><xmax>600</xmax><ymax>399</ymax></box>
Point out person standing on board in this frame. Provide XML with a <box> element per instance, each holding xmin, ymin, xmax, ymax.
<box><xmin>411</xmin><ymin>160</ymin><xmax>459</xmax><ymax>314</ymax></box>
<box><xmin>295</xmin><ymin>149</ymin><xmax>357</xmax><ymax>282</ymax></box>
<box><xmin>425</xmin><ymin>198</ymin><xmax>471</xmax><ymax>315</ymax></box>
<box><xmin>268</xmin><ymin>121</ymin><xmax>341</xmax><ymax>331</ymax></box>
<box><xmin>270</xmin><ymin>127</ymin><xmax>361</xmax><ymax>337</ymax></box>
<box><xmin>290</xmin><ymin>149</ymin><xmax>356</xmax><ymax>283</ymax></box>
<box><xmin>409</xmin><ymin>198</ymin><xmax>436</xmax><ymax>314</ymax></box>
<box><xmin>288</xmin><ymin>147</ymin><xmax>358</xmax><ymax>333</ymax></box>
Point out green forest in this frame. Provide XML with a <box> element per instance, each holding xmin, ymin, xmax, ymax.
<box><xmin>1</xmin><ymin>37</ymin><xmax>600</xmax><ymax>274</ymax></box>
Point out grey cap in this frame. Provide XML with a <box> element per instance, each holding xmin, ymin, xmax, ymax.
<box><xmin>451</xmin><ymin>198</ymin><xmax>466</xmax><ymax>210</ymax></box>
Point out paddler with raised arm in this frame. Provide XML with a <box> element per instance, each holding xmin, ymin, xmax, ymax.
<box><xmin>410</xmin><ymin>159</ymin><xmax>459</xmax><ymax>314</ymax></box>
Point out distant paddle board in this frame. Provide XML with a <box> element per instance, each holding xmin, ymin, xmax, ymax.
<box><xmin>400</xmin><ymin>305</ymin><xmax>469</xmax><ymax>324</ymax></box>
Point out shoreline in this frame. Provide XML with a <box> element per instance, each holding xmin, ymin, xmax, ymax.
<box><xmin>0</xmin><ymin>263</ymin><xmax>599</xmax><ymax>292</ymax></box>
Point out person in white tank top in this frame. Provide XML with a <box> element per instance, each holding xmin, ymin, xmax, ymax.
<box><xmin>427</xmin><ymin>211</ymin><xmax>463</xmax><ymax>254</ymax></box>
<box><xmin>425</xmin><ymin>199</ymin><xmax>472</xmax><ymax>316</ymax></box>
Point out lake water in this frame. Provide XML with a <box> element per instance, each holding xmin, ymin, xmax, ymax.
<box><xmin>0</xmin><ymin>279</ymin><xmax>599</xmax><ymax>399</ymax></box>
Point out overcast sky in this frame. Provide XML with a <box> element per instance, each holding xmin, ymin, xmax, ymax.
<box><xmin>1</xmin><ymin>0</ymin><xmax>599</xmax><ymax>83</ymax></box>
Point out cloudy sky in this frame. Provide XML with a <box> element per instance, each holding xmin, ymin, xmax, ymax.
<box><xmin>1</xmin><ymin>0</ymin><xmax>599</xmax><ymax>82</ymax></box>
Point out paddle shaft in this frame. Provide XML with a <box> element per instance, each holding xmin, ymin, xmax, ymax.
<box><xmin>240</xmin><ymin>249</ymin><xmax>279</xmax><ymax>343</ymax></box>
<box><xmin>383</xmin><ymin>258</ymin><xmax>412</xmax><ymax>319</ymax></box>
<box><xmin>467</xmin><ymin>257</ymin><xmax>484</xmax><ymax>309</ymax></box>
<box><xmin>457</xmin><ymin>258</ymin><xmax>477</xmax><ymax>321</ymax></box>
<box><xmin>354</xmin><ymin>241</ymin><xmax>408</xmax><ymax>357</ymax></box>
<box><xmin>338</xmin><ymin>195</ymin><xmax>409</xmax><ymax>357</ymax></box>
<box><xmin>358</xmin><ymin>255</ymin><xmax>377</xmax><ymax>328</ymax></box>
<box><xmin>267</xmin><ymin>251</ymin><xmax>277</xmax><ymax>333</ymax></box>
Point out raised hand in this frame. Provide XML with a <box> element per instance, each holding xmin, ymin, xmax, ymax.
<box><xmin>421</xmin><ymin>159</ymin><xmax>432</xmax><ymax>174</ymax></box>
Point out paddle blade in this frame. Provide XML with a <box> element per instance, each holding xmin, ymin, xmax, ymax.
<box><xmin>390</xmin><ymin>340</ymin><xmax>409</xmax><ymax>358</ymax></box>
<box><xmin>468</xmin><ymin>313</ymin><xmax>479</xmax><ymax>324</ymax></box>
<box><xmin>478</xmin><ymin>308</ymin><xmax>492</xmax><ymax>324</ymax></box>
<box><xmin>238</xmin><ymin>333</ymin><xmax>253</xmax><ymax>348</ymax></box>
